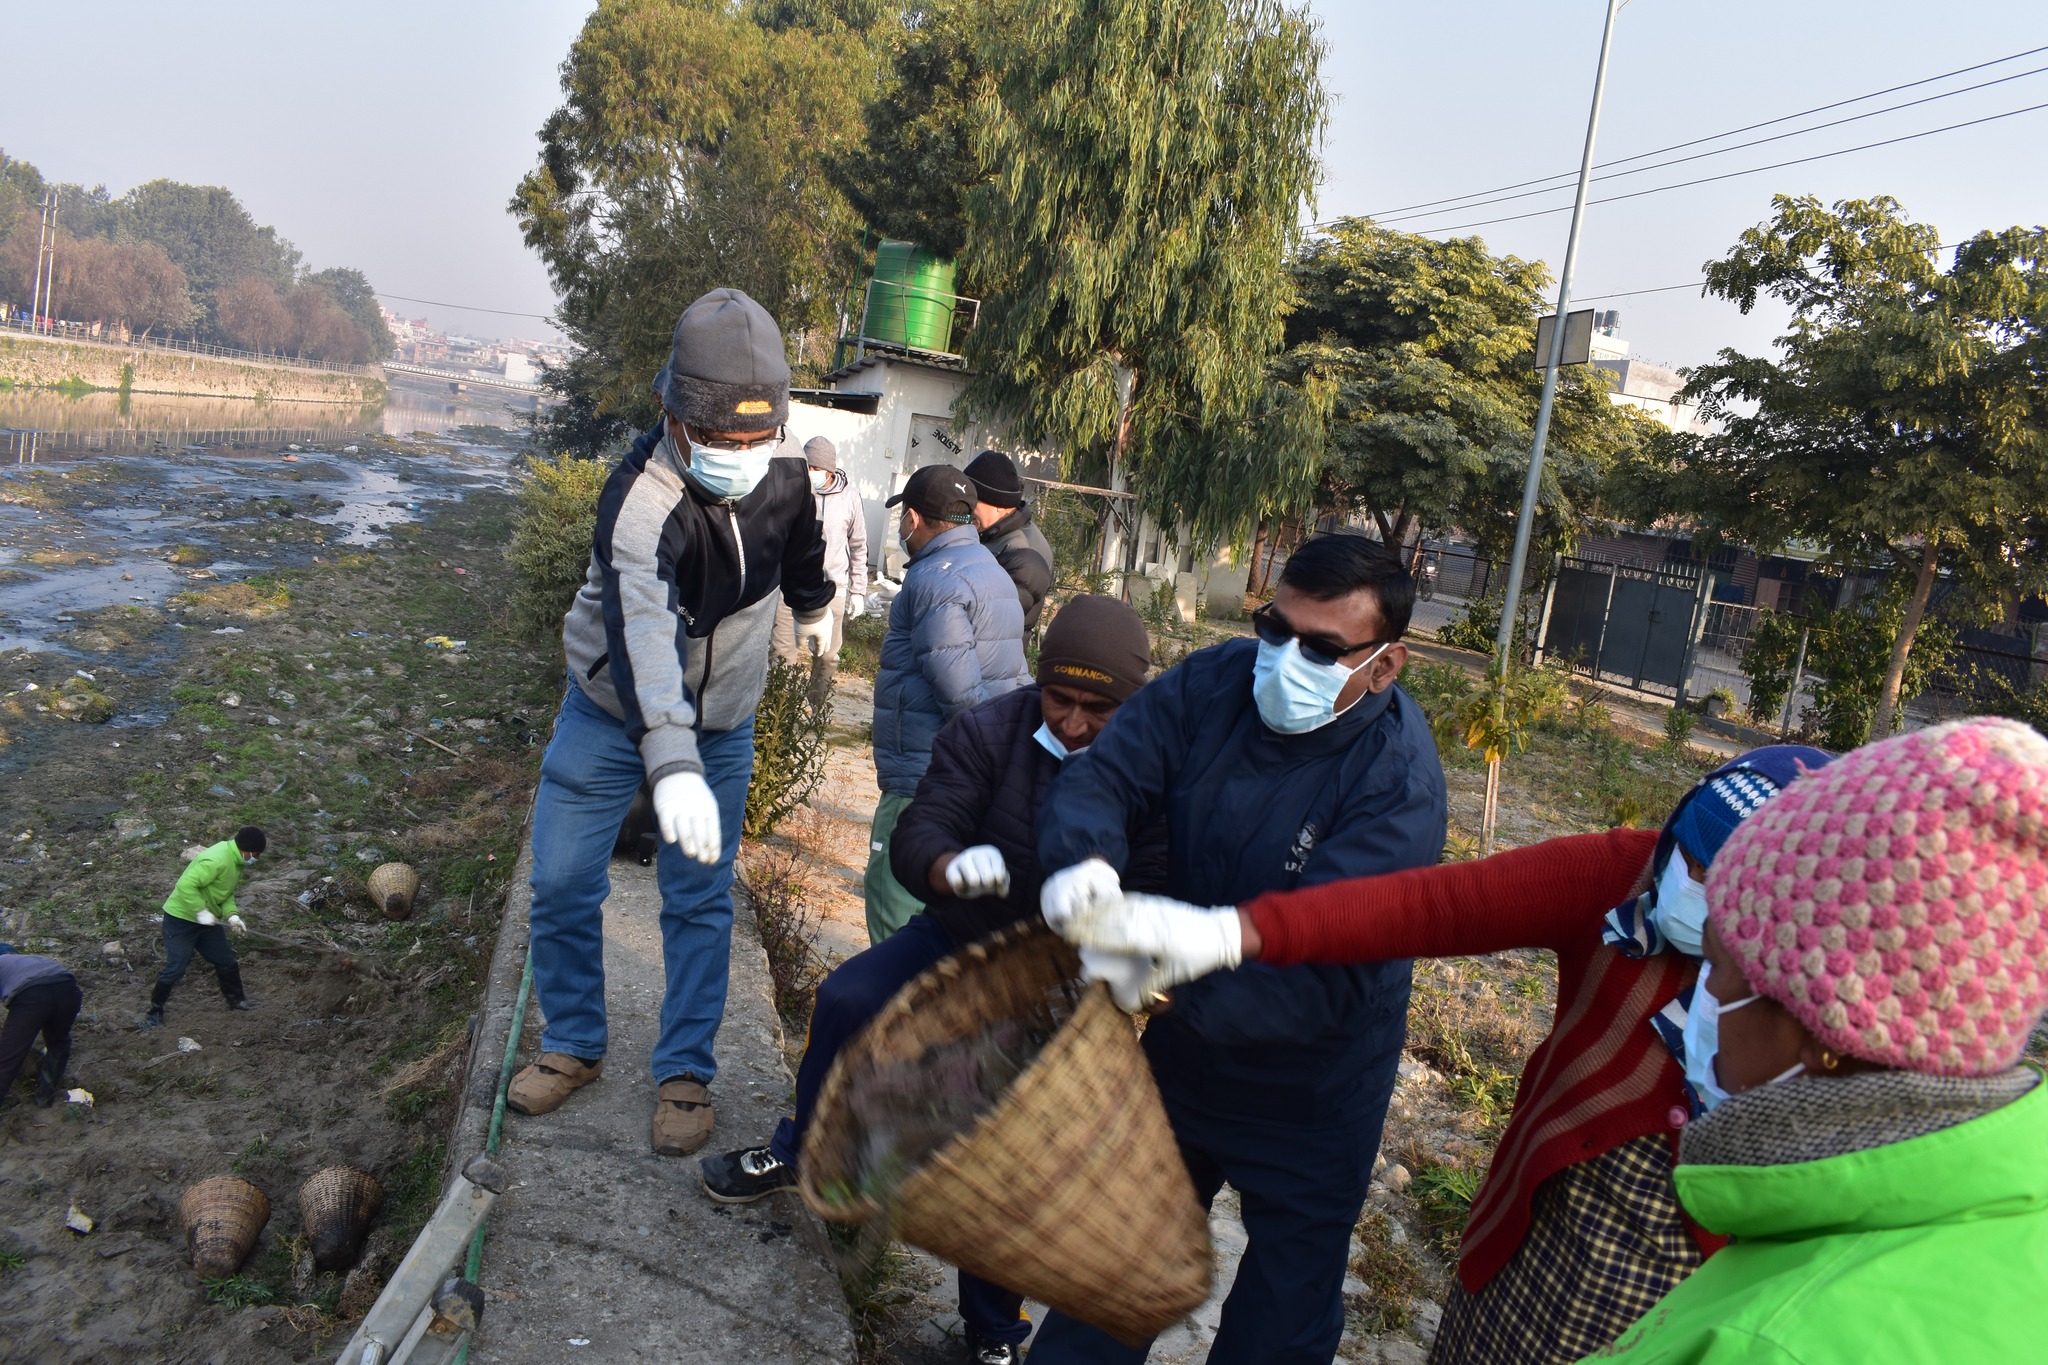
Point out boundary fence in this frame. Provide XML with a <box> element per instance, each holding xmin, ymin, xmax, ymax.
<box><xmin>0</xmin><ymin>315</ymin><xmax>383</xmax><ymax>378</ymax></box>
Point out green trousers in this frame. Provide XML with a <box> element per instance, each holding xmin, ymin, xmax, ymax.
<box><xmin>863</xmin><ymin>791</ymin><xmax>925</xmax><ymax>945</ymax></box>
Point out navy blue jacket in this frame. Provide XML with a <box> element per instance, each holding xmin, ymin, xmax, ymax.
<box><xmin>873</xmin><ymin>522</ymin><xmax>1031</xmax><ymax>796</ymax></box>
<box><xmin>1039</xmin><ymin>638</ymin><xmax>1447</xmax><ymax>1128</ymax></box>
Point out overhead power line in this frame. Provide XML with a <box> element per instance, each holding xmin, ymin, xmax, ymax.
<box><xmin>376</xmin><ymin>291</ymin><xmax>556</xmax><ymax>320</ymax></box>
<box><xmin>1373</xmin><ymin>63</ymin><xmax>2048</xmax><ymax>226</ymax></box>
<box><xmin>1570</xmin><ymin>240</ymin><xmax>1965</xmax><ymax>305</ymax></box>
<box><xmin>1401</xmin><ymin>99</ymin><xmax>2048</xmax><ymax>236</ymax></box>
<box><xmin>1355</xmin><ymin>41</ymin><xmax>2048</xmax><ymax>222</ymax></box>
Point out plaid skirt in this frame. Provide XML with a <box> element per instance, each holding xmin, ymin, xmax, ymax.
<box><xmin>1429</xmin><ymin>1133</ymin><xmax>1704</xmax><ymax>1365</ymax></box>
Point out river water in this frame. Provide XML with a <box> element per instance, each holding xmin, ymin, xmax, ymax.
<box><xmin>0</xmin><ymin>377</ymin><xmax>529</xmax><ymax>657</ymax></box>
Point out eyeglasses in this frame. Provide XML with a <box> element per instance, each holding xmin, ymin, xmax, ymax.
<box><xmin>1252</xmin><ymin>603</ymin><xmax>1389</xmax><ymax>668</ymax></box>
<box><xmin>666</xmin><ymin>412</ymin><xmax>784</xmax><ymax>454</ymax></box>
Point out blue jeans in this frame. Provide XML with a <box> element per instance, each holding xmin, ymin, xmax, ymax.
<box><xmin>528</xmin><ymin>682</ymin><xmax>755</xmax><ymax>1084</ymax></box>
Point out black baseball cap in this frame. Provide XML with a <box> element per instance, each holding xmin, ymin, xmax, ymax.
<box><xmin>886</xmin><ymin>464</ymin><xmax>976</xmax><ymax>524</ymax></box>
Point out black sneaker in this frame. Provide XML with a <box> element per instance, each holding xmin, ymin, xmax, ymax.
<box><xmin>700</xmin><ymin>1146</ymin><xmax>798</xmax><ymax>1204</ymax></box>
<box><xmin>139</xmin><ymin>1009</ymin><xmax>164</xmax><ymax>1032</ymax></box>
<box><xmin>966</xmin><ymin>1335</ymin><xmax>1018</xmax><ymax>1365</ymax></box>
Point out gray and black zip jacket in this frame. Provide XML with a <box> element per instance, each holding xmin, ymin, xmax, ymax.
<box><xmin>563</xmin><ymin>421</ymin><xmax>834</xmax><ymax>784</ymax></box>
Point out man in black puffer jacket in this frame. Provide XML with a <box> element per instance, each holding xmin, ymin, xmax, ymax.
<box><xmin>701</xmin><ymin>596</ymin><xmax>1161</xmax><ymax>1365</ymax></box>
<box><xmin>965</xmin><ymin>449</ymin><xmax>1055</xmax><ymax>631</ymax></box>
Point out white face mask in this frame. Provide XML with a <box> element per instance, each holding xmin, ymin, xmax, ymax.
<box><xmin>1682</xmin><ymin>960</ymin><xmax>1802</xmax><ymax>1111</ymax></box>
<box><xmin>669</xmin><ymin>427</ymin><xmax>778</xmax><ymax>501</ymax></box>
<box><xmin>808</xmin><ymin>468</ymin><xmax>831</xmax><ymax>494</ymax></box>
<box><xmin>1652</xmin><ymin>852</ymin><xmax>1711</xmax><ymax>957</ymax></box>
<box><xmin>1034</xmin><ymin>721</ymin><xmax>1079</xmax><ymax>761</ymax></box>
<box><xmin>1251</xmin><ymin>638</ymin><xmax>1388</xmax><ymax>735</ymax></box>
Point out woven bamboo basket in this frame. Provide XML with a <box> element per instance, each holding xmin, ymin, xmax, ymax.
<box><xmin>298</xmin><ymin>1166</ymin><xmax>385</xmax><ymax>1272</ymax></box>
<box><xmin>366</xmin><ymin>863</ymin><xmax>420</xmax><ymax>921</ymax></box>
<box><xmin>179</xmin><ymin>1175</ymin><xmax>270</xmax><ymax>1278</ymax></box>
<box><xmin>800</xmin><ymin>922</ymin><xmax>1211</xmax><ymax>1345</ymax></box>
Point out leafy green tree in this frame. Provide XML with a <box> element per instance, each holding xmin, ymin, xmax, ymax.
<box><xmin>1277</xmin><ymin>219</ymin><xmax>1648</xmax><ymax>561</ymax></box>
<box><xmin>302</xmin><ymin>267</ymin><xmax>394</xmax><ymax>358</ymax></box>
<box><xmin>512</xmin><ymin>0</ymin><xmax>871</xmax><ymax>449</ymax></box>
<box><xmin>1678</xmin><ymin>196</ymin><xmax>2048</xmax><ymax>736</ymax></box>
<box><xmin>118</xmin><ymin>180</ymin><xmax>300</xmax><ymax>336</ymax></box>
<box><xmin>958</xmin><ymin>0</ymin><xmax>1325</xmax><ymax>547</ymax></box>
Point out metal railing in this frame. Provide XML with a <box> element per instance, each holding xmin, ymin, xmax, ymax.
<box><xmin>847</xmin><ymin>278</ymin><xmax>981</xmax><ymax>367</ymax></box>
<box><xmin>0</xmin><ymin>313</ymin><xmax>384</xmax><ymax>377</ymax></box>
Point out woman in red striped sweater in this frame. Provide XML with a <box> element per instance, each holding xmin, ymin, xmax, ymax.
<box><xmin>1061</xmin><ymin>745</ymin><xmax>1830</xmax><ymax>1364</ymax></box>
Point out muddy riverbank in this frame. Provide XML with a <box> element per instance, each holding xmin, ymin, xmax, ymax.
<box><xmin>0</xmin><ymin>431</ymin><xmax>561</xmax><ymax>1362</ymax></box>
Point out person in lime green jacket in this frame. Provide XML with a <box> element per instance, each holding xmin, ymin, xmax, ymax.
<box><xmin>1591</xmin><ymin>717</ymin><xmax>2048</xmax><ymax>1364</ymax></box>
<box><xmin>144</xmin><ymin>825</ymin><xmax>266</xmax><ymax>1029</ymax></box>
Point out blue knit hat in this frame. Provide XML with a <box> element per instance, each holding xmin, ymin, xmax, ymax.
<box><xmin>1656</xmin><ymin>744</ymin><xmax>1833</xmax><ymax>875</ymax></box>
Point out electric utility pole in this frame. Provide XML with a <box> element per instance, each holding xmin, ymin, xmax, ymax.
<box><xmin>1492</xmin><ymin>0</ymin><xmax>1623</xmax><ymax>667</ymax></box>
<box><xmin>29</xmin><ymin>193</ymin><xmax>53</xmax><ymax>332</ymax></box>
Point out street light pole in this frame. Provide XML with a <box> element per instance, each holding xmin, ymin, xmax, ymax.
<box><xmin>1492</xmin><ymin>0</ymin><xmax>1624</xmax><ymax>666</ymax></box>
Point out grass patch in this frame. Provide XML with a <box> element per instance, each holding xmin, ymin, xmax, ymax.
<box><xmin>1411</xmin><ymin>1161</ymin><xmax>1482</xmax><ymax>1259</ymax></box>
<box><xmin>839</xmin><ymin>612</ymin><xmax>886</xmax><ymax>680</ymax></box>
<box><xmin>1347</xmin><ymin>1209</ymin><xmax>1428</xmax><ymax>1335</ymax></box>
<box><xmin>202</xmin><ymin>1275</ymin><xmax>278</xmax><ymax>1309</ymax></box>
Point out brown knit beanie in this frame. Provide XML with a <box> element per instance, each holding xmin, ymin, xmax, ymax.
<box><xmin>1038</xmin><ymin>595</ymin><xmax>1150</xmax><ymax>702</ymax></box>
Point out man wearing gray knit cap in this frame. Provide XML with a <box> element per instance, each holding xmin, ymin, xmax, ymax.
<box><xmin>509</xmin><ymin>288</ymin><xmax>836</xmax><ymax>1159</ymax></box>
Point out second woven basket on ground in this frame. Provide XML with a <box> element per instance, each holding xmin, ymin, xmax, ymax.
<box><xmin>800</xmin><ymin>921</ymin><xmax>1211</xmax><ymax>1346</ymax></box>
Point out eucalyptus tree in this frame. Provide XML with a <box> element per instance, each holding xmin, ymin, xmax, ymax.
<box><xmin>958</xmin><ymin>0</ymin><xmax>1326</xmax><ymax>547</ymax></box>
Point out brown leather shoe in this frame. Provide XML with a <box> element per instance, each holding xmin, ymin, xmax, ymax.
<box><xmin>505</xmin><ymin>1052</ymin><xmax>603</xmax><ymax>1116</ymax></box>
<box><xmin>652</xmin><ymin>1077</ymin><xmax>715</xmax><ymax>1156</ymax></box>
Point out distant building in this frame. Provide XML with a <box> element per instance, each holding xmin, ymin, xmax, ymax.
<box><xmin>1586</xmin><ymin>312</ymin><xmax>1714</xmax><ymax>435</ymax></box>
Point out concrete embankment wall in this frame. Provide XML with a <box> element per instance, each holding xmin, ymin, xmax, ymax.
<box><xmin>0</xmin><ymin>332</ymin><xmax>385</xmax><ymax>405</ymax></box>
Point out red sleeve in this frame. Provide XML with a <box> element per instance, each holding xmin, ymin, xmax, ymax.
<box><xmin>1246</xmin><ymin>827</ymin><xmax>1659</xmax><ymax>965</ymax></box>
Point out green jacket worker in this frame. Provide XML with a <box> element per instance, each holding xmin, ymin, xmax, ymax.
<box><xmin>145</xmin><ymin>825</ymin><xmax>264</xmax><ymax>1029</ymax></box>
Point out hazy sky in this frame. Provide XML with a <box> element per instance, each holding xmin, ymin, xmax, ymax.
<box><xmin>3</xmin><ymin>1</ymin><xmax>2042</xmax><ymax>366</ymax></box>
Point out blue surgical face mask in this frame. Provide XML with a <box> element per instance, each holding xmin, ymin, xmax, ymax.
<box><xmin>243</xmin><ymin>854</ymin><xmax>256</xmax><ymax>866</ymax></box>
<box><xmin>670</xmin><ymin>428</ymin><xmax>777</xmax><ymax>501</ymax></box>
<box><xmin>1034</xmin><ymin>721</ymin><xmax>1077</xmax><ymax>760</ymax></box>
<box><xmin>1251</xmin><ymin>638</ymin><xmax>1388</xmax><ymax>735</ymax></box>
<box><xmin>1652</xmin><ymin>852</ymin><xmax>1711</xmax><ymax>957</ymax></box>
<box><xmin>1682</xmin><ymin>960</ymin><xmax>1775</xmax><ymax>1112</ymax></box>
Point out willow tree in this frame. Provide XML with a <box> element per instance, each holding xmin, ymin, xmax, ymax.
<box><xmin>958</xmin><ymin>0</ymin><xmax>1326</xmax><ymax>546</ymax></box>
<box><xmin>1681</xmin><ymin>196</ymin><xmax>2048</xmax><ymax>737</ymax></box>
<box><xmin>511</xmin><ymin>0</ymin><xmax>870</xmax><ymax>453</ymax></box>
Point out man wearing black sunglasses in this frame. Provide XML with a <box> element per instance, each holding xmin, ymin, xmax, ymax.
<box><xmin>1031</xmin><ymin>533</ymin><xmax>1447</xmax><ymax>1365</ymax></box>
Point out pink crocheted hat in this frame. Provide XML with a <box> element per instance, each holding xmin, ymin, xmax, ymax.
<box><xmin>1706</xmin><ymin>717</ymin><xmax>2048</xmax><ymax>1076</ymax></box>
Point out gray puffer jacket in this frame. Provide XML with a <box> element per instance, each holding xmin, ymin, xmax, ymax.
<box><xmin>873</xmin><ymin>523</ymin><xmax>1031</xmax><ymax>795</ymax></box>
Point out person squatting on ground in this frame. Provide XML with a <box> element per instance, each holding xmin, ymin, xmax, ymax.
<box><xmin>1032</xmin><ymin>533</ymin><xmax>1447</xmax><ymax>1365</ymax></box>
<box><xmin>509</xmin><ymin>288</ymin><xmax>836</xmax><ymax>1158</ymax></box>
<box><xmin>1595</xmin><ymin>716</ymin><xmax>2048</xmax><ymax>1363</ymax></box>
<box><xmin>0</xmin><ymin>944</ymin><xmax>82</xmax><ymax>1108</ymax></box>
<box><xmin>144</xmin><ymin>824</ymin><xmax>263</xmax><ymax>1029</ymax></box>
<box><xmin>963</xmin><ymin>449</ymin><xmax>1054</xmax><ymax>632</ymax></box>
<box><xmin>702</xmin><ymin>595</ymin><xmax>1160</xmax><ymax>1365</ymax></box>
<box><xmin>772</xmin><ymin>435</ymin><xmax>867</xmax><ymax>709</ymax></box>
<box><xmin>1060</xmin><ymin>746</ymin><xmax>1831</xmax><ymax>1363</ymax></box>
<box><xmin>865</xmin><ymin>463</ymin><xmax>1031</xmax><ymax>944</ymax></box>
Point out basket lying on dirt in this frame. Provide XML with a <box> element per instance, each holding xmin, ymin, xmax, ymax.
<box><xmin>800</xmin><ymin>921</ymin><xmax>1211</xmax><ymax>1345</ymax></box>
<box><xmin>367</xmin><ymin>862</ymin><xmax>420</xmax><ymax>921</ymax></box>
<box><xmin>298</xmin><ymin>1166</ymin><xmax>385</xmax><ymax>1272</ymax></box>
<box><xmin>180</xmin><ymin>1175</ymin><xmax>271</xmax><ymax>1278</ymax></box>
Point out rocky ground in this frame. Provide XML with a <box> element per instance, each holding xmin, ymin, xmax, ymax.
<box><xmin>0</xmin><ymin>431</ymin><xmax>559</xmax><ymax>1363</ymax></box>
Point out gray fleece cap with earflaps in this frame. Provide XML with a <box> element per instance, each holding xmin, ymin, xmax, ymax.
<box><xmin>653</xmin><ymin>288</ymin><xmax>791</xmax><ymax>431</ymax></box>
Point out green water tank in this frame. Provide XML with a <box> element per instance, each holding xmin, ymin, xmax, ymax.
<box><xmin>867</xmin><ymin>241</ymin><xmax>958</xmax><ymax>353</ymax></box>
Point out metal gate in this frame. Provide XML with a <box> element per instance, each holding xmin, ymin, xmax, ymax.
<box><xmin>1538</xmin><ymin>556</ymin><xmax>1714</xmax><ymax>699</ymax></box>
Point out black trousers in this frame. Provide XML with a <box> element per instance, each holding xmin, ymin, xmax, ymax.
<box><xmin>158</xmin><ymin>913</ymin><xmax>237</xmax><ymax>987</ymax></box>
<box><xmin>0</xmin><ymin>978</ymin><xmax>82</xmax><ymax>1098</ymax></box>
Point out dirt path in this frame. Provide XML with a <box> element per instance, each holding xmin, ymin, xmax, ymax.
<box><xmin>0</xmin><ymin>434</ymin><xmax>558</xmax><ymax>1362</ymax></box>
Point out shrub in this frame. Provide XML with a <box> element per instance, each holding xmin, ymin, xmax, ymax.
<box><xmin>838</xmin><ymin>611</ymin><xmax>887</xmax><ymax>680</ymax></box>
<box><xmin>507</xmin><ymin>454</ymin><xmax>608</xmax><ymax>640</ymax></box>
<box><xmin>1436</xmin><ymin>593</ymin><xmax>1503</xmax><ymax>654</ymax></box>
<box><xmin>744</xmin><ymin>657</ymin><xmax>830</xmax><ymax>839</ymax></box>
<box><xmin>1806</xmin><ymin>586</ymin><xmax>1957</xmax><ymax>750</ymax></box>
<box><xmin>1662</xmin><ymin>701</ymin><xmax>1695</xmax><ymax>749</ymax></box>
<box><xmin>1740</xmin><ymin>609</ymin><xmax>1806</xmax><ymax>729</ymax></box>
<box><xmin>738</xmin><ymin>845</ymin><xmax>827</xmax><ymax>1028</ymax></box>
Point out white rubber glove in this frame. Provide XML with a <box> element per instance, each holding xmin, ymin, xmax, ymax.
<box><xmin>1040</xmin><ymin>858</ymin><xmax>1121</xmax><ymax>932</ymax></box>
<box><xmin>792</xmin><ymin>611</ymin><xmax>832</xmax><ymax>658</ymax></box>
<box><xmin>848</xmin><ymin>595</ymin><xmax>865</xmax><ymax>619</ymax></box>
<box><xmin>195</xmin><ymin>910</ymin><xmax>218</xmax><ymax>927</ymax></box>
<box><xmin>1079</xmin><ymin>947</ymin><xmax>1159</xmax><ymax>1013</ymax></box>
<box><xmin>1062</xmin><ymin>893</ymin><xmax>1243</xmax><ymax>992</ymax></box>
<box><xmin>944</xmin><ymin>845</ymin><xmax>1011</xmax><ymax>899</ymax></box>
<box><xmin>654</xmin><ymin>771</ymin><xmax>722</xmax><ymax>865</ymax></box>
<box><xmin>227</xmin><ymin>915</ymin><xmax>249</xmax><ymax>935</ymax></box>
